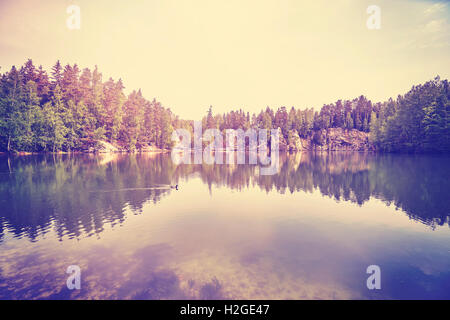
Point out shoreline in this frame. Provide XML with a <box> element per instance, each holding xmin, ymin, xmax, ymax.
<box><xmin>2</xmin><ymin>150</ymin><xmax>449</xmax><ymax>156</ymax></box>
<box><xmin>0</xmin><ymin>149</ymin><xmax>171</xmax><ymax>156</ymax></box>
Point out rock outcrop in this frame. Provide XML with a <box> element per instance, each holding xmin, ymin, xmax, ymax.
<box><xmin>283</xmin><ymin>128</ymin><xmax>373</xmax><ymax>151</ymax></box>
<box><xmin>89</xmin><ymin>140</ymin><xmax>120</xmax><ymax>153</ymax></box>
<box><xmin>88</xmin><ymin>141</ymin><xmax>169</xmax><ymax>153</ymax></box>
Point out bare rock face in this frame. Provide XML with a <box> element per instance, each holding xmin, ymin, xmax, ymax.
<box><xmin>295</xmin><ymin>128</ymin><xmax>373</xmax><ymax>151</ymax></box>
<box><xmin>139</xmin><ymin>145</ymin><xmax>169</xmax><ymax>153</ymax></box>
<box><xmin>88</xmin><ymin>140</ymin><xmax>169</xmax><ymax>153</ymax></box>
<box><xmin>287</xmin><ymin>130</ymin><xmax>302</xmax><ymax>151</ymax></box>
<box><xmin>277</xmin><ymin>127</ymin><xmax>288</xmax><ymax>151</ymax></box>
<box><xmin>89</xmin><ymin>140</ymin><xmax>120</xmax><ymax>153</ymax></box>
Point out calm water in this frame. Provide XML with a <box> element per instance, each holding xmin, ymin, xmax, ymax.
<box><xmin>0</xmin><ymin>152</ymin><xmax>449</xmax><ymax>300</ymax></box>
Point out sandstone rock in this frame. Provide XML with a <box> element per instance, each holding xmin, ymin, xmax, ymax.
<box><xmin>92</xmin><ymin>140</ymin><xmax>120</xmax><ymax>153</ymax></box>
<box><xmin>287</xmin><ymin>129</ymin><xmax>302</xmax><ymax>151</ymax></box>
<box><xmin>289</xmin><ymin>128</ymin><xmax>373</xmax><ymax>151</ymax></box>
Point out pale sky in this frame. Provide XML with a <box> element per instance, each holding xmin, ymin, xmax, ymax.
<box><xmin>0</xmin><ymin>0</ymin><xmax>449</xmax><ymax>120</ymax></box>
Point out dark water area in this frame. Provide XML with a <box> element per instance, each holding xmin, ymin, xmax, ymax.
<box><xmin>0</xmin><ymin>152</ymin><xmax>449</xmax><ymax>299</ymax></box>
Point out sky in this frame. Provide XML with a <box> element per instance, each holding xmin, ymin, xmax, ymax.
<box><xmin>0</xmin><ymin>0</ymin><xmax>449</xmax><ymax>120</ymax></box>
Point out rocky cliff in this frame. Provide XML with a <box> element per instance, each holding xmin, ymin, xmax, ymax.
<box><xmin>283</xmin><ymin>128</ymin><xmax>374</xmax><ymax>151</ymax></box>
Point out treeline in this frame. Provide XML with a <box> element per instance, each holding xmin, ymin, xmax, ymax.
<box><xmin>201</xmin><ymin>95</ymin><xmax>377</xmax><ymax>147</ymax></box>
<box><xmin>203</xmin><ymin>95</ymin><xmax>377</xmax><ymax>136</ymax></box>
<box><xmin>0</xmin><ymin>59</ymin><xmax>183</xmax><ymax>152</ymax></box>
<box><xmin>370</xmin><ymin>77</ymin><xmax>450</xmax><ymax>152</ymax></box>
<box><xmin>202</xmin><ymin>78</ymin><xmax>449</xmax><ymax>152</ymax></box>
<box><xmin>1</xmin><ymin>59</ymin><xmax>449</xmax><ymax>153</ymax></box>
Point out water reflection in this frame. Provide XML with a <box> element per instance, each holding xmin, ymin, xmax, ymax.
<box><xmin>179</xmin><ymin>152</ymin><xmax>450</xmax><ymax>227</ymax></box>
<box><xmin>0</xmin><ymin>152</ymin><xmax>448</xmax><ymax>243</ymax></box>
<box><xmin>0</xmin><ymin>152</ymin><xmax>449</xmax><ymax>300</ymax></box>
<box><xmin>0</xmin><ymin>153</ymin><xmax>177</xmax><ymax>242</ymax></box>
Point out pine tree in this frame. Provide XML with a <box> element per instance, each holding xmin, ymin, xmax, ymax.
<box><xmin>46</xmin><ymin>85</ymin><xmax>67</xmax><ymax>152</ymax></box>
<box><xmin>206</xmin><ymin>106</ymin><xmax>215</xmax><ymax>129</ymax></box>
<box><xmin>51</xmin><ymin>60</ymin><xmax>63</xmax><ymax>90</ymax></box>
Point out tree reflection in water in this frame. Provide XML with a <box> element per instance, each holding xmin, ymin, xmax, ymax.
<box><xmin>0</xmin><ymin>152</ymin><xmax>448</xmax><ymax>243</ymax></box>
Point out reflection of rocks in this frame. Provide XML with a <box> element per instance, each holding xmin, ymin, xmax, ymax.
<box><xmin>96</xmin><ymin>153</ymin><xmax>119</xmax><ymax>166</ymax></box>
<box><xmin>297</xmin><ymin>152</ymin><xmax>370</xmax><ymax>175</ymax></box>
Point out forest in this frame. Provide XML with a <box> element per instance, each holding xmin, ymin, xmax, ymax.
<box><xmin>0</xmin><ymin>59</ymin><xmax>449</xmax><ymax>153</ymax></box>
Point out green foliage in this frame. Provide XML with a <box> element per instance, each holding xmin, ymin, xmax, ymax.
<box><xmin>0</xmin><ymin>60</ymin><xmax>177</xmax><ymax>152</ymax></box>
<box><xmin>0</xmin><ymin>60</ymin><xmax>448</xmax><ymax>153</ymax></box>
<box><xmin>371</xmin><ymin>77</ymin><xmax>449</xmax><ymax>153</ymax></box>
<box><xmin>205</xmin><ymin>78</ymin><xmax>449</xmax><ymax>152</ymax></box>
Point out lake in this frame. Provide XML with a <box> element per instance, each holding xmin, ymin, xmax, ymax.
<box><xmin>0</xmin><ymin>152</ymin><xmax>449</xmax><ymax>299</ymax></box>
